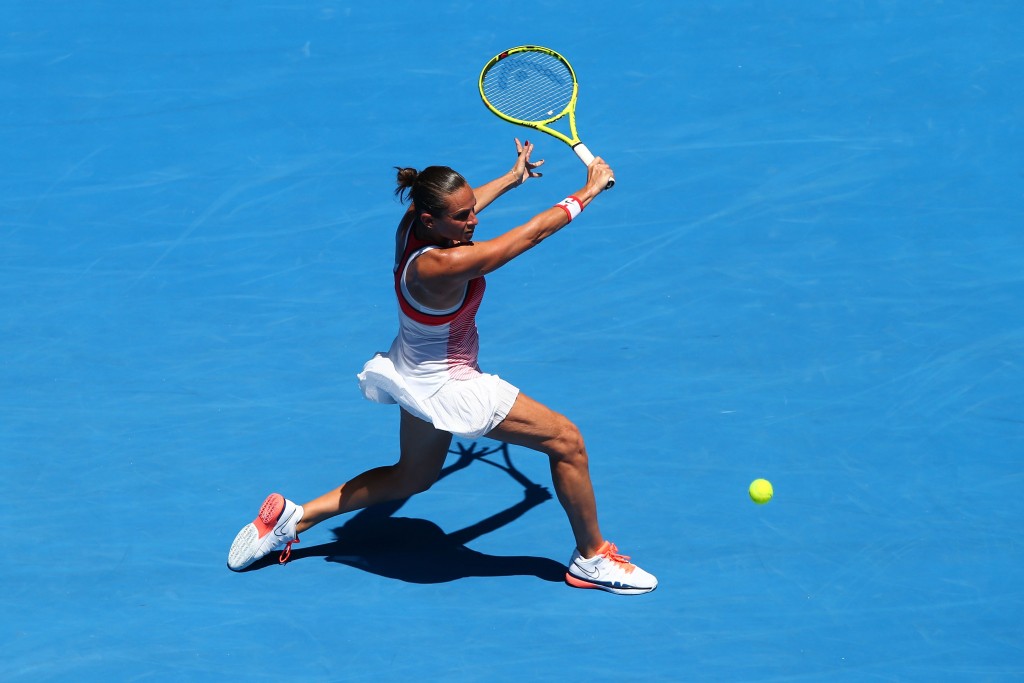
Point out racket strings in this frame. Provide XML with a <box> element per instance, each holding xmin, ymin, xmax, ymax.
<box><xmin>482</xmin><ymin>52</ymin><xmax>574</xmax><ymax>123</ymax></box>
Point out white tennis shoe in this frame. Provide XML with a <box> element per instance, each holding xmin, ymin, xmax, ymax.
<box><xmin>565</xmin><ymin>541</ymin><xmax>657</xmax><ymax>595</ymax></box>
<box><xmin>227</xmin><ymin>493</ymin><xmax>303</xmax><ymax>571</ymax></box>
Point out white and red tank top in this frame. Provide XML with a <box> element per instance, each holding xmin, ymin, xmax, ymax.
<box><xmin>387</xmin><ymin>221</ymin><xmax>485</xmax><ymax>398</ymax></box>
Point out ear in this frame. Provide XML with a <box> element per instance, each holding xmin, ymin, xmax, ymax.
<box><xmin>419</xmin><ymin>211</ymin><xmax>435</xmax><ymax>230</ymax></box>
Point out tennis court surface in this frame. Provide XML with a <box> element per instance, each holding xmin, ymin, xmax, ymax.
<box><xmin>3</xmin><ymin>2</ymin><xmax>1022</xmax><ymax>680</ymax></box>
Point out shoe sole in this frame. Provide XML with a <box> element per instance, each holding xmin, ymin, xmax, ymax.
<box><xmin>227</xmin><ymin>494</ymin><xmax>286</xmax><ymax>572</ymax></box>
<box><xmin>227</xmin><ymin>524</ymin><xmax>259</xmax><ymax>571</ymax></box>
<box><xmin>254</xmin><ymin>493</ymin><xmax>286</xmax><ymax>535</ymax></box>
<box><xmin>565</xmin><ymin>572</ymin><xmax>657</xmax><ymax>595</ymax></box>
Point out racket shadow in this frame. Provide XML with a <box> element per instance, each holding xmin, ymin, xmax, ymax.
<box><xmin>270</xmin><ymin>442</ymin><xmax>566</xmax><ymax>584</ymax></box>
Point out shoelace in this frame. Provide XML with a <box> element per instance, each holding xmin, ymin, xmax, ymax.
<box><xmin>278</xmin><ymin>536</ymin><xmax>300</xmax><ymax>564</ymax></box>
<box><xmin>601</xmin><ymin>543</ymin><xmax>636</xmax><ymax>573</ymax></box>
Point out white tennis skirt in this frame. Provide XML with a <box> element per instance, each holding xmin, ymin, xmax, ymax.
<box><xmin>357</xmin><ymin>353</ymin><xmax>520</xmax><ymax>439</ymax></box>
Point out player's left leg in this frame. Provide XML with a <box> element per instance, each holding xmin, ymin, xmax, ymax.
<box><xmin>486</xmin><ymin>392</ymin><xmax>657</xmax><ymax>595</ymax></box>
<box><xmin>486</xmin><ymin>391</ymin><xmax>602</xmax><ymax>556</ymax></box>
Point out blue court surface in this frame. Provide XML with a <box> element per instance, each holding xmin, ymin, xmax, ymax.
<box><xmin>3</xmin><ymin>2</ymin><xmax>1022</xmax><ymax>681</ymax></box>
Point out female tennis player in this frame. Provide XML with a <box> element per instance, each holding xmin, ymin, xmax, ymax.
<box><xmin>227</xmin><ymin>139</ymin><xmax>656</xmax><ymax>595</ymax></box>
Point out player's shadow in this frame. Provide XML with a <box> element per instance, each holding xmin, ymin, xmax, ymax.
<box><xmin>278</xmin><ymin>442</ymin><xmax>565</xmax><ymax>584</ymax></box>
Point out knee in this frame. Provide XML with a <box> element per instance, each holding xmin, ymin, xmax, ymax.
<box><xmin>549</xmin><ymin>416</ymin><xmax>587</xmax><ymax>465</ymax></box>
<box><xmin>391</xmin><ymin>464</ymin><xmax>437</xmax><ymax>497</ymax></box>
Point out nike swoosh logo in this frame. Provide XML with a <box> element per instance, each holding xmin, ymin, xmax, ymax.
<box><xmin>573</xmin><ymin>561</ymin><xmax>600</xmax><ymax>579</ymax></box>
<box><xmin>273</xmin><ymin>509</ymin><xmax>297</xmax><ymax>538</ymax></box>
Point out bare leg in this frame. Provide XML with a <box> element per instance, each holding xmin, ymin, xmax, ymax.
<box><xmin>485</xmin><ymin>393</ymin><xmax>603</xmax><ymax>557</ymax></box>
<box><xmin>296</xmin><ymin>409</ymin><xmax>452</xmax><ymax>534</ymax></box>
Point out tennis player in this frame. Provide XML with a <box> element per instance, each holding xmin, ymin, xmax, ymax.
<box><xmin>227</xmin><ymin>139</ymin><xmax>656</xmax><ymax>595</ymax></box>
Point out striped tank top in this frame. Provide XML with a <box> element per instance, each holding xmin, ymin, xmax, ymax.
<box><xmin>387</xmin><ymin>222</ymin><xmax>485</xmax><ymax>398</ymax></box>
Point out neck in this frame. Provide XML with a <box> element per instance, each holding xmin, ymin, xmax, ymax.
<box><xmin>413</xmin><ymin>219</ymin><xmax>456</xmax><ymax>248</ymax></box>
<box><xmin>412</xmin><ymin>218</ymin><xmax>434</xmax><ymax>244</ymax></box>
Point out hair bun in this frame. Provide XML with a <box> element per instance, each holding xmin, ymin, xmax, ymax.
<box><xmin>392</xmin><ymin>165</ymin><xmax>466</xmax><ymax>213</ymax></box>
<box><xmin>394</xmin><ymin>167</ymin><xmax>418</xmax><ymax>200</ymax></box>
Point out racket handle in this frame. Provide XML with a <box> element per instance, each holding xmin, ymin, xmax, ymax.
<box><xmin>572</xmin><ymin>142</ymin><xmax>595</xmax><ymax>165</ymax></box>
<box><xmin>572</xmin><ymin>142</ymin><xmax>615</xmax><ymax>189</ymax></box>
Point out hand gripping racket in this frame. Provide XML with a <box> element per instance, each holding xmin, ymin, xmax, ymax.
<box><xmin>479</xmin><ymin>45</ymin><xmax>614</xmax><ymax>188</ymax></box>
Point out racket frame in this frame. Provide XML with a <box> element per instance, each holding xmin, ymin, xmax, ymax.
<box><xmin>478</xmin><ymin>45</ymin><xmax>600</xmax><ymax>169</ymax></box>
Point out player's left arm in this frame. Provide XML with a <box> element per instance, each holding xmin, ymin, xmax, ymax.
<box><xmin>472</xmin><ymin>139</ymin><xmax>545</xmax><ymax>213</ymax></box>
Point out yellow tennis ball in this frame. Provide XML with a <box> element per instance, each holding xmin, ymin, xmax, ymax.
<box><xmin>749</xmin><ymin>478</ymin><xmax>773</xmax><ymax>504</ymax></box>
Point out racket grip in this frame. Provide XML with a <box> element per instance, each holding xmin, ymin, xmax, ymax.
<box><xmin>572</xmin><ymin>142</ymin><xmax>615</xmax><ymax>189</ymax></box>
<box><xmin>572</xmin><ymin>142</ymin><xmax>595</xmax><ymax>165</ymax></box>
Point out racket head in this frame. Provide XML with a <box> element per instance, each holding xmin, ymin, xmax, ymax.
<box><xmin>478</xmin><ymin>46</ymin><xmax>579</xmax><ymax>130</ymax></box>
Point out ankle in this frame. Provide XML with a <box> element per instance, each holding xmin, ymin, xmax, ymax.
<box><xmin>292</xmin><ymin>505</ymin><xmax>308</xmax><ymax>534</ymax></box>
<box><xmin>577</xmin><ymin>540</ymin><xmax>606</xmax><ymax>559</ymax></box>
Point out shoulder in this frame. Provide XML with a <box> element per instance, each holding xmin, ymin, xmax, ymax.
<box><xmin>409</xmin><ymin>240</ymin><xmax>483</xmax><ymax>278</ymax></box>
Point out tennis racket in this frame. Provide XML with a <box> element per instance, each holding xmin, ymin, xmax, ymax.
<box><xmin>479</xmin><ymin>45</ymin><xmax>614</xmax><ymax>188</ymax></box>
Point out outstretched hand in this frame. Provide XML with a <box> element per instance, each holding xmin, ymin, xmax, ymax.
<box><xmin>510</xmin><ymin>138</ymin><xmax>544</xmax><ymax>186</ymax></box>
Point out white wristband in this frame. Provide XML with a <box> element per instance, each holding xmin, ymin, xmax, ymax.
<box><xmin>553</xmin><ymin>195</ymin><xmax>583</xmax><ymax>222</ymax></box>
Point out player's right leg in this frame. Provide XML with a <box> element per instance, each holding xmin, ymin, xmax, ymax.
<box><xmin>297</xmin><ymin>409</ymin><xmax>452</xmax><ymax>532</ymax></box>
<box><xmin>227</xmin><ymin>409</ymin><xmax>452</xmax><ymax>571</ymax></box>
<box><xmin>227</xmin><ymin>493</ymin><xmax>303</xmax><ymax>571</ymax></box>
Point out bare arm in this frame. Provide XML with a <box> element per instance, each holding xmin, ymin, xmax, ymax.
<box><xmin>415</xmin><ymin>157</ymin><xmax>615</xmax><ymax>288</ymax></box>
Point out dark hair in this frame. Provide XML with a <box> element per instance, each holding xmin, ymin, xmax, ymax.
<box><xmin>394</xmin><ymin>166</ymin><xmax>468</xmax><ymax>217</ymax></box>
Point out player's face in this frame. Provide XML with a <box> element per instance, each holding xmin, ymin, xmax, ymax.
<box><xmin>433</xmin><ymin>185</ymin><xmax>478</xmax><ymax>245</ymax></box>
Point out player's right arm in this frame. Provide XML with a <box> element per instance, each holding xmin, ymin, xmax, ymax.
<box><xmin>414</xmin><ymin>158</ymin><xmax>614</xmax><ymax>288</ymax></box>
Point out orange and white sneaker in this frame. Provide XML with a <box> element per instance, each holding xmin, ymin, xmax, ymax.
<box><xmin>565</xmin><ymin>541</ymin><xmax>657</xmax><ymax>595</ymax></box>
<box><xmin>227</xmin><ymin>493</ymin><xmax>302</xmax><ymax>572</ymax></box>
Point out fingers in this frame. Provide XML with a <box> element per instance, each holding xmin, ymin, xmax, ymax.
<box><xmin>511</xmin><ymin>138</ymin><xmax>545</xmax><ymax>180</ymax></box>
<box><xmin>588</xmin><ymin>156</ymin><xmax>614</xmax><ymax>178</ymax></box>
<box><xmin>515</xmin><ymin>138</ymin><xmax>542</xmax><ymax>160</ymax></box>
